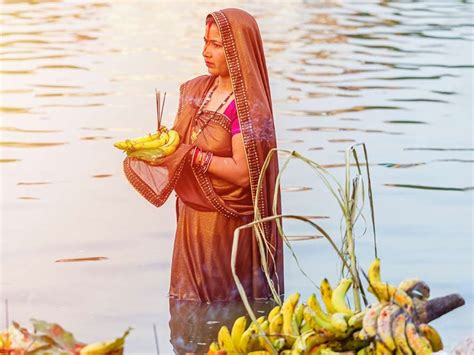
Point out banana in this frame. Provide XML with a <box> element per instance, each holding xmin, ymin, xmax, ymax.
<box><xmin>281</xmin><ymin>292</ymin><xmax>300</xmax><ymax>346</ymax></box>
<box><xmin>303</xmin><ymin>306</ymin><xmax>341</xmax><ymax>337</ymax></box>
<box><xmin>269</xmin><ymin>312</ymin><xmax>283</xmax><ymax>339</ymax></box>
<box><xmin>375</xmin><ymin>340</ymin><xmax>392</xmax><ymax>354</ymax></box>
<box><xmin>271</xmin><ymin>337</ymin><xmax>286</xmax><ymax>352</ymax></box>
<box><xmin>398</xmin><ymin>278</ymin><xmax>430</xmax><ymax>300</ymax></box>
<box><xmin>231</xmin><ymin>316</ymin><xmax>247</xmax><ymax>351</ymax></box>
<box><xmin>157</xmin><ymin>129</ymin><xmax>180</xmax><ymax>155</ymax></box>
<box><xmin>331</xmin><ymin>278</ymin><xmax>354</xmax><ymax>316</ymax></box>
<box><xmin>217</xmin><ymin>325</ymin><xmax>236</xmax><ymax>353</ymax></box>
<box><xmin>80</xmin><ymin>327</ymin><xmax>131</xmax><ymax>354</ymax></box>
<box><xmin>295</xmin><ymin>304</ymin><xmax>305</xmax><ymax>328</ymax></box>
<box><xmin>419</xmin><ymin>324</ymin><xmax>443</xmax><ymax>352</ymax></box>
<box><xmin>405</xmin><ymin>321</ymin><xmax>432</xmax><ymax>354</ymax></box>
<box><xmin>247</xmin><ymin>352</ymin><xmax>271</xmax><ymax>355</ymax></box>
<box><xmin>376</xmin><ymin>304</ymin><xmax>400</xmax><ymax>351</ymax></box>
<box><xmin>114</xmin><ymin>132</ymin><xmax>160</xmax><ymax>150</ymax></box>
<box><xmin>127</xmin><ymin>147</ymin><xmax>167</xmax><ymax>163</ymax></box>
<box><xmin>392</xmin><ymin>313</ymin><xmax>413</xmax><ymax>355</ymax></box>
<box><xmin>268</xmin><ymin>305</ymin><xmax>281</xmax><ymax>323</ymax></box>
<box><xmin>208</xmin><ymin>341</ymin><xmax>220</xmax><ymax>352</ymax></box>
<box><xmin>330</xmin><ymin>313</ymin><xmax>348</xmax><ymax>333</ymax></box>
<box><xmin>391</xmin><ymin>288</ymin><xmax>415</xmax><ymax>316</ymax></box>
<box><xmin>240</xmin><ymin>323</ymin><xmax>258</xmax><ymax>353</ymax></box>
<box><xmin>362</xmin><ymin>302</ymin><xmax>386</xmax><ymax>339</ymax></box>
<box><xmin>129</xmin><ymin>131</ymin><xmax>168</xmax><ymax>151</ymax></box>
<box><xmin>258</xmin><ymin>320</ymin><xmax>275</xmax><ymax>353</ymax></box>
<box><xmin>307</xmin><ymin>293</ymin><xmax>332</xmax><ymax>323</ymax></box>
<box><xmin>321</xmin><ymin>279</ymin><xmax>338</xmax><ymax>314</ymax></box>
<box><xmin>348</xmin><ymin>310</ymin><xmax>367</xmax><ymax>328</ymax></box>
<box><xmin>300</xmin><ymin>321</ymin><xmax>312</xmax><ymax>334</ymax></box>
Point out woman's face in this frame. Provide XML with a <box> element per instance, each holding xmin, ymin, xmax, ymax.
<box><xmin>202</xmin><ymin>22</ymin><xmax>229</xmax><ymax>77</ymax></box>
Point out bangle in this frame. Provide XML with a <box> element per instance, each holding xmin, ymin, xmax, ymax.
<box><xmin>191</xmin><ymin>146</ymin><xmax>200</xmax><ymax>166</ymax></box>
<box><xmin>201</xmin><ymin>151</ymin><xmax>213</xmax><ymax>173</ymax></box>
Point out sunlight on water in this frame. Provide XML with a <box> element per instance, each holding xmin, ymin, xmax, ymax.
<box><xmin>0</xmin><ymin>0</ymin><xmax>472</xmax><ymax>353</ymax></box>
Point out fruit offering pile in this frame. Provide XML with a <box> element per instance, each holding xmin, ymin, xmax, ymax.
<box><xmin>114</xmin><ymin>126</ymin><xmax>180</xmax><ymax>163</ymax></box>
<box><xmin>0</xmin><ymin>319</ymin><xmax>131</xmax><ymax>354</ymax></box>
<box><xmin>208</xmin><ymin>259</ymin><xmax>444</xmax><ymax>354</ymax></box>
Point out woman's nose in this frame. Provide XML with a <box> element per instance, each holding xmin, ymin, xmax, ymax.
<box><xmin>202</xmin><ymin>43</ymin><xmax>211</xmax><ymax>58</ymax></box>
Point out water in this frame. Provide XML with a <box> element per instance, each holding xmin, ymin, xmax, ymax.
<box><xmin>1</xmin><ymin>0</ymin><xmax>472</xmax><ymax>353</ymax></box>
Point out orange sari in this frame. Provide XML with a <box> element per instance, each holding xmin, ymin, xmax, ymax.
<box><xmin>123</xmin><ymin>8</ymin><xmax>284</xmax><ymax>302</ymax></box>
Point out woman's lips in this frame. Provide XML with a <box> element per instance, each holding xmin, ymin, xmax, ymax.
<box><xmin>205</xmin><ymin>61</ymin><xmax>214</xmax><ymax>67</ymax></box>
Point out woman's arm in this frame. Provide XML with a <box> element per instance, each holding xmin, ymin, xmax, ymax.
<box><xmin>194</xmin><ymin>133</ymin><xmax>250</xmax><ymax>187</ymax></box>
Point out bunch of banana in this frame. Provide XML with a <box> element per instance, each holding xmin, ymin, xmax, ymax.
<box><xmin>208</xmin><ymin>278</ymin><xmax>366</xmax><ymax>354</ymax></box>
<box><xmin>113</xmin><ymin>126</ymin><xmax>180</xmax><ymax>162</ymax></box>
<box><xmin>355</xmin><ymin>258</ymin><xmax>443</xmax><ymax>354</ymax></box>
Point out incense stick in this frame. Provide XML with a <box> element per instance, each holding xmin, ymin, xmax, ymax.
<box><xmin>155</xmin><ymin>89</ymin><xmax>161</xmax><ymax>132</ymax></box>
<box><xmin>153</xmin><ymin>323</ymin><xmax>159</xmax><ymax>354</ymax></box>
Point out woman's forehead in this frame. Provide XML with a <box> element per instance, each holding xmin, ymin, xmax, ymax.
<box><xmin>205</xmin><ymin>22</ymin><xmax>221</xmax><ymax>42</ymax></box>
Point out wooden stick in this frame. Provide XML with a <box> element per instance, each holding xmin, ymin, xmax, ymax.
<box><xmin>414</xmin><ymin>293</ymin><xmax>465</xmax><ymax>324</ymax></box>
<box><xmin>160</xmin><ymin>92</ymin><xmax>166</xmax><ymax>125</ymax></box>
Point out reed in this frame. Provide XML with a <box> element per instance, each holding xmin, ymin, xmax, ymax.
<box><xmin>231</xmin><ymin>143</ymin><xmax>378</xmax><ymax>326</ymax></box>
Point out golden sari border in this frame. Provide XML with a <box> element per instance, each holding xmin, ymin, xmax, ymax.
<box><xmin>211</xmin><ymin>11</ymin><xmax>268</xmax><ymax>233</ymax></box>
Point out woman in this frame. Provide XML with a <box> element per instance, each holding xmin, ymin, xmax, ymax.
<box><xmin>123</xmin><ymin>8</ymin><xmax>284</xmax><ymax>302</ymax></box>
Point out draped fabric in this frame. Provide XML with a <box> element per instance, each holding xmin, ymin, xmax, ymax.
<box><xmin>122</xmin><ymin>8</ymin><xmax>284</xmax><ymax>302</ymax></box>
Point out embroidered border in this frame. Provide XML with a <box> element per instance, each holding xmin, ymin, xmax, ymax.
<box><xmin>191</xmin><ymin>164</ymin><xmax>240</xmax><ymax>219</ymax></box>
<box><xmin>123</xmin><ymin>149</ymin><xmax>191</xmax><ymax>208</ymax></box>
<box><xmin>211</xmin><ymin>11</ymin><xmax>269</xmax><ymax>236</ymax></box>
<box><xmin>201</xmin><ymin>110</ymin><xmax>231</xmax><ymax>133</ymax></box>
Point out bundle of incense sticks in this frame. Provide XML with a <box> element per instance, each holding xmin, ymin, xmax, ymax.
<box><xmin>155</xmin><ymin>89</ymin><xmax>166</xmax><ymax>131</ymax></box>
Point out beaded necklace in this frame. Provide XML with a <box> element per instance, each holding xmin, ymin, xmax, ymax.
<box><xmin>191</xmin><ymin>82</ymin><xmax>234</xmax><ymax>144</ymax></box>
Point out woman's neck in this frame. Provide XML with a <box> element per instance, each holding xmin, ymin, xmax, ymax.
<box><xmin>216</xmin><ymin>75</ymin><xmax>233</xmax><ymax>93</ymax></box>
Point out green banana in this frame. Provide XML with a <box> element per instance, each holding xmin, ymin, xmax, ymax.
<box><xmin>307</xmin><ymin>293</ymin><xmax>332</xmax><ymax>323</ymax></box>
<box><xmin>348</xmin><ymin>310</ymin><xmax>367</xmax><ymax>328</ymax></box>
<box><xmin>331</xmin><ymin>278</ymin><xmax>354</xmax><ymax>316</ymax></box>
<box><xmin>303</xmin><ymin>306</ymin><xmax>341</xmax><ymax>337</ymax></box>
<box><xmin>294</xmin><ymin>304</ymin><xmax>305</xmax><ymax>328</ymax></box>
<box><xmin>330</xmin><ymin>313</ymin><xmax>348</xmax><ymax>333</ymax></box>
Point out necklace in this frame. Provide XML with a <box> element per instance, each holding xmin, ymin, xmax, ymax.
<box><xmin>191</xmin><ymin>83</ymin><xmax>233</xmax><ymax>144</ymax></box>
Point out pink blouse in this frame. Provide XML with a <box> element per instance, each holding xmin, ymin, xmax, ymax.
<box><xmin>223</xmin><ymin>99</ymin><xmax>241</xmax><ymax>136</ymax></box>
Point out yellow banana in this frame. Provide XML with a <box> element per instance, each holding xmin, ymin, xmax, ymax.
<box><xmin>330</xmin><ymin>313</ymin><xmax>348</xmax><ymax>333</ymax></box>
<box><xmin>239</xmin><ymin>323</ymin><xmax>258</xmax><ymax>353</ymax></box>
<box><xmin>114</xmin><ymin>132</ymin><xmax>160</xmax><ymax>150</ymax></box>
<box><xmin>376</xmin><ymin>304</ymin><xmax>400</xmax><ymax>351</ymax></box>
<box><xmin>157</xmin><ymin>129</ymin><xmax>180</xmax><ymax>155</ymax></box>
<box><xmin>406</xmin><ymin>321</ymin><xmax>432</xmax><ymax>354</ymax></box>
<box><xmin>398</xmin><ymin>278</ymin><xmax>430</xmax><ymax>300</ymax></box>
<box><xmin>127</xmin><ymin>147</ymin><xmax>166</xmax><ymax>163</ymax></box>
<box><xmin>281</xmin><ymin>292</ymin><xmax>300</xmax><ymax>346</ymax></box>
<box><xmin>257</xmin><ymin>320</ymin><xmax>275</xmax><ymax>353</ymax></box>
<box><xmin>217</xmin><ymin>325</ymin><xmax>236</xmax><ymax>353</ymax></box>
<box><xmin>331</xmin><ymin>278</ymin><xmax>354</xmax><ymax>316</ymax></box>
<box><xmin>375</xmin><ymin>340</ymin><xmax>392</xmax><ymax>354</ymax></box>
<box><xmin>300</xmin><ymin>321</ymin><xmax>312</xmax><ymax>334</ymax></box>
<box><xmin>392</xmin><ymin>313</ymin><xmax>413</xmax><ymax>355</ymax></box>
<box><xmin>247</xmin><ymin>352</ymin><xmax>271</xmax><ymax>355</ymax></box>
<box><xmin>231</xmin><ymin>315</ymin><xmax>247</xmax><ymax>351</ymax></box>
<box><xmin>269</xmin><ymin>312</ymin><xmax>283</xmax><ymax>339</ymax></box>
<box><xmin>321</xmin><ymin>279</ymin><xmax>338</xmax><ymax>314</ymax></box>
<box><xmin>362</xmin><ymin>302</ymin><xmax>386</xmax><ymax>338</ymax></box>
<box><xmin>268</xmin><ymin>305</ymin><xmax>281</xmax><ymax>322</ymax></box>
<box><xmin>405</xmin><ymin>321</ymin><xmax>433</xmax><ymax>355</ymax></box>
<box><xmin>291</xmin><ymin>330</ymin><xmax>327</xmax><ymax>354</ymax></box>
<box><xmin>307</xmin><ymin>293</ymin><xmax>332</xmax><ymax>323</ymax></box>
<box><xmin>271</xmin><ymin>337</ymin><xmax>286</xmax><ymax>352</ymax></box>
<box><xmin>129</xmin><ymin>131</ymin><xmax>168</xmax><ymax>151</ymax></box>
<box><xmin>419</xmin><ymin>323</ymin><xmax>443</xmax><ymax>352</ymax></box>
<box><xmin>208</xmin><ymin>341</ymin><xmax>220</xmax><ymax>352</ymax></box>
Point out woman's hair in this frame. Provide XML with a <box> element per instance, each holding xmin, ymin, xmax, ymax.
<box><xmin>205</xmin><ymin>16</ymin><xmax>216</xmax><ymax>36</ymax></box>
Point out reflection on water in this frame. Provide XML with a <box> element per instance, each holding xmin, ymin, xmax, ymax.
<box><xmin>169</xmin><ymin>299</ymin><xmax>274</xmax><ymax>354</ymax></box>
<box><xmin>1</xmin><ymin>0</ymin><xmax>472</xmax><ymax>352</ymax></box>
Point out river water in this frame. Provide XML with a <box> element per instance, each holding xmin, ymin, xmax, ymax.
<box><xmin>1</xmin><ymin>0</ymin><xmax>472</xmax><ymax>353</ymax></box>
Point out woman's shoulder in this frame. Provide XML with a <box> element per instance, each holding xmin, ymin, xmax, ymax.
<box><xmin>180</xmin><ymin>74</ymin><xmax>215</xmax><ymax>92</ymax></box>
